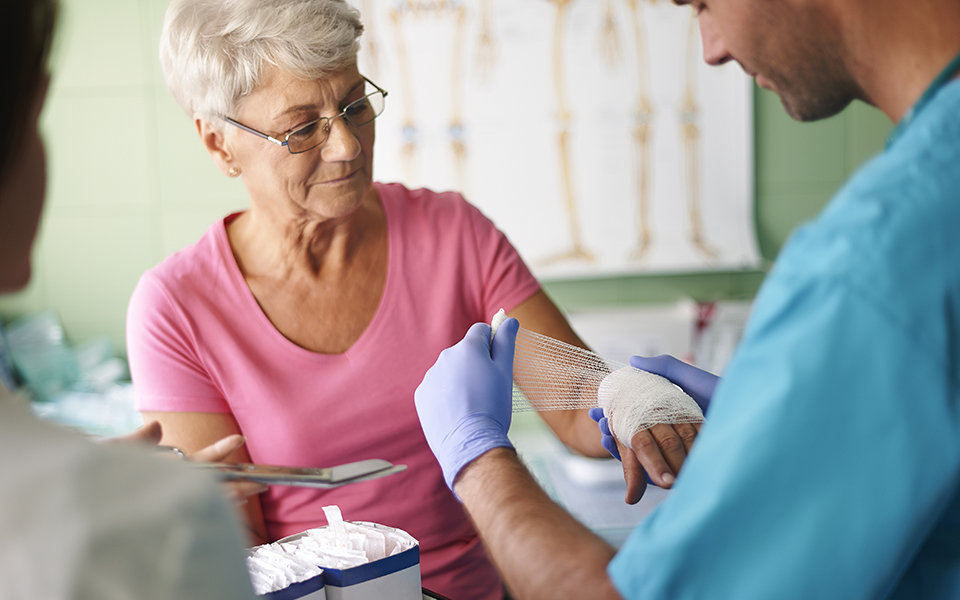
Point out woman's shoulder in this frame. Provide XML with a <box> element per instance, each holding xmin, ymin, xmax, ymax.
<box><xmin>136</xmin><ymin>215</ymin><xmax>236</xmax><ymax>298</ymax></box>
<box><xmin>376</xmin><ymin>182</ymin><xmax>479</xmax><ymax>219</ymax></box>
<box><xmin>375</xmin><ymin>182</ymin><xmax>495</xmax><ymax>238</ymax></box>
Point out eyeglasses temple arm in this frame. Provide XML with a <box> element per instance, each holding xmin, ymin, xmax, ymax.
<box><xmin>362</xmin><ymin>75</ymin><xmax>388</xmax><ymax>98</ymax></box>
<box><xmin>222</xmin><ymin>117</ymin><xmax>287</xmax><ymax>147</ymax></box>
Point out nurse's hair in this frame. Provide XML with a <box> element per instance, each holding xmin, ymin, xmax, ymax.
<box><xmin>0</xmin><ymin>0</ymin><xmax>56</xmax><ymax>183</ymax></box>
<box><xmin>160</xmin><ymin>0</ymin><xmax>363</xmax><ymax>126</ymax></box>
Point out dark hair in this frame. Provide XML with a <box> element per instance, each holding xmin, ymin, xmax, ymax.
<box><xmin>0</xmin><ymin>0</ymin><xmax>56</xmax><ymax>184</ymax></box>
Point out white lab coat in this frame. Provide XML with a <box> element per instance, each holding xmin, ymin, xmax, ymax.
<box><xmin>0</xmin><ymin>385</ymin><xmax>257</xmax><ymax>600</ymax></box>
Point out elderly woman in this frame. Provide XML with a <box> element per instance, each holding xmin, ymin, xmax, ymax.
<box><xmin>128</xmin><ymin>1</ymin><xmax>698</xmax><ymax>598</ymax></box>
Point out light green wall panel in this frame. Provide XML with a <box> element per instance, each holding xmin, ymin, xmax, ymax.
<box><xmin>41</xmin><ymin>214</ymin><xmax>158</xmax><ymax>324</ymax></box>
<box><xmin>51</xmin><ymin>0</ymin><xmax>149</xmax><ymax>92</ymax></box>
<box><xmin>160</xmin><ymin>210</ymin><xmax>234</xmax><ymax>257</ymax></box>
<box><xmin>146</xmin><ymin>0</ymin><xmax>175</xmax><ymax>87</ymax></box>
<box><xmin>44</xmin><ymin>94</ymin><xmax>154</xmax><ymax>210</ymax></box>
<box><xmin>0</xmin><ymin>0</ymin><xmax>894</xmax><ymax>358</ymax></box>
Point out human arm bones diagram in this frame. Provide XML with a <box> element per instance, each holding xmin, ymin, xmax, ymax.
<box><xmin>357</xmin><ymin>0</ymin><xmax>756</xmax><ymax>276</ymax></box>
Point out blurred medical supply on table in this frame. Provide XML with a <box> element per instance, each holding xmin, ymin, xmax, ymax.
<box><xmin>1</xmin><ymin>310</ymin><xmax>142</xmax><ymax>437</ymax></box>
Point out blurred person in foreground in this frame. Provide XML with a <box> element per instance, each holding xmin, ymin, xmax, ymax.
<box><xmin>415</xmin><ymin>0</ymin><xmax>960</xmax><ymax>598</ymax></box>
<box><xmin>127</xmin><ymin>1</ymin><xmax>702</xmax><ymax>597</ymax></box>
<box><xmin>0</xmin><ymin>1</ymin><xmax>263</xmax><ymax>596</ymax></box>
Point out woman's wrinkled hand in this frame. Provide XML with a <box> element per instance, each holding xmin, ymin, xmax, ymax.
<box><xmin>190</xmin><ymin>433</ymin><xmax>270</xmax><ymax>504</ymax></box>
<box><xmin>103</xmin><ymin>421</ymin><xmax>268</xmax><ymax>504</ymax></box>
<box><xmin>624</xmin><ymin>422</ymin><xmax>702</xmax><ymax>496</ymax></box>
<box><xmin>588</xmin><ymin>408</ymin><xmax>701</xmax><ymax>501</ymax></box>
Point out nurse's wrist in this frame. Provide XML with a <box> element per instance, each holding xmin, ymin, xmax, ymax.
<box><xmin>453</xmin><ymin>446</ymin><xmax>520</xmax><ymax>501</ymax></box>
<box><xmin>439</xmin><ymin>418</ymin><xmax>513</xmax><ymax>492</ymax></box>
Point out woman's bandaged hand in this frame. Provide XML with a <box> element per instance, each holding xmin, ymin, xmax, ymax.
<box><xmin>597</xmin><ymin>366</ymin><xmax>704</xmax><ymax>446</ymax></box>
<box><xmin>590</xmin><ymin>357</ymin><xmax>715</xmax><ymax>492</ymax></box>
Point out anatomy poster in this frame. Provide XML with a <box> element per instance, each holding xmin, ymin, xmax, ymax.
<box><xmin>352</xmin><ymin>0</ymin><xmax>759</xmax><ymax>278</ymax></box>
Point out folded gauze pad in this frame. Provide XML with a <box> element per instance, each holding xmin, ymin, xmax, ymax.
<box><xmin>491</xmin><ymin>309</ymin><xmax>704</xmax><ymax>446</ymax></box>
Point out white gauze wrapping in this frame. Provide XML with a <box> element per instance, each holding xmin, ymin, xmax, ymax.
<box><xmin>597</xmin><ymin>367</ymin><xmax>704</xmax><ymax>448</ymax></box>
<box><xmin>490</xmin><ymin>309</ymin><xmax>704</xmax><ymax>447</ymax></box>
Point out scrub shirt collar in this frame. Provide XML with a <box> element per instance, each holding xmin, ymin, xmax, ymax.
<box><xmin>886</xmin><ymin>50</ymin><xmax>960</xmax><ymax>148</ymax></box>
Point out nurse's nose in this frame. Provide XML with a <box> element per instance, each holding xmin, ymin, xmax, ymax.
<box><xmin>699</xmin><ymin>10</ymin><xmax>733</xmax><ymax>66</ymax></box>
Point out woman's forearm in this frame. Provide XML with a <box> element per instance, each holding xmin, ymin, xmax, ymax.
<box><xmin>506</xmin><ymin>291</ymin><xmax>608</xmax><ymax>456</ymax></box>
<box><xmin>142</xmin><ymin>410</ymin><xmax>270</xmax><ymax>544</ymax></box>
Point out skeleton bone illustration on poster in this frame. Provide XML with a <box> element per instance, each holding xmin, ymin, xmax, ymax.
<box><xmin>354</xmin><ymin>0</ymin><xmax>759</xmax><ymax>278</ymax></box>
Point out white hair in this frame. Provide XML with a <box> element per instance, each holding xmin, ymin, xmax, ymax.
<box><xmin>160</xmin><ymin>0</ymin><xmax>363</xmax><ymax>122</ymax></box>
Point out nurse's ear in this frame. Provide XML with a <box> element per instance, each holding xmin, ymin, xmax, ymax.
<box><xmin>196</xmin><ymin>117</ymin><xmax>241</xmax><ymax>178</ymax></box>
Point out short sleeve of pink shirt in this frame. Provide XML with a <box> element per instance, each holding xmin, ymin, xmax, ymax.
<box><xmin>126</xmin><ymin>183</ymin><xmax>540</xmax><ymax>600</ymax></box>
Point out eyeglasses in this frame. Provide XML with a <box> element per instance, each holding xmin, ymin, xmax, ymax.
<box><xmin>222</xmin><ymin>76</ymin><xmax>387</xmax><ymax>154</ymax></box>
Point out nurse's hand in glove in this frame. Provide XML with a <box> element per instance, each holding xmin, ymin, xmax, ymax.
<box><xmin>415</xmin><ymin>318</ymin><xmax>519</xmax><ymax>493</ymax></box>
<box><xmin>589</xmin><ymin>355</ymin><xmax>718</xmax><ymax>499</ymax></box>
<box><xmin>630</xmin><ymin>355</ymin><xmax>717</xmax><ymax>412</ymax></box>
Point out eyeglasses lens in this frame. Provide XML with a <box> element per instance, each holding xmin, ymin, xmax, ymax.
<box><xmin>287</xmin><ymin>88</ymin><xmax>386</xmax><ymax>154</ymax></box>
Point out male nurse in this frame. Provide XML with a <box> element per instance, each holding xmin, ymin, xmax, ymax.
<box><xmin>414</xmin><ymin>0</ymin><xmax>960</xmax><ymax>598</ymax></box>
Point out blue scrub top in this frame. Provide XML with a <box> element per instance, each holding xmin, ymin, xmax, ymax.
<box><xmin>610</xmin><ymin>80</ymin><xmax>960</xmax><ymax>599</ymax></box>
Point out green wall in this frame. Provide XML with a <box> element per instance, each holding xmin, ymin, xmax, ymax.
<box><xmin>0</xmin><ymin>0</ymin><xmax>893</xmax><ymax>355</ymax></box>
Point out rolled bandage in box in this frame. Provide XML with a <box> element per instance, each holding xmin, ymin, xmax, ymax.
<box><xmin>247</xmin><ymin>505</ymin><xmax>421</xmax><ymax>600</ymax></box>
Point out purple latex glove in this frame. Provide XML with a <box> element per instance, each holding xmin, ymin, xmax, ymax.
<box><xmin>415</xmin><ymin>318</ymin><xmax>519</xmax><ymax>492</ymax></box>
<box><xmin>629</xmin><ymin>355</ymin><xmax>718</xmax><ymax>413</ymax></box>
<box><xmin>588</xmin><ymin>407</ymin><xmax>621</xmax><ymax>460</ymax></box>
<box><xmin>589</xmin><ymin>355</ymin><xmax>719</xmax><ymax>461</ymax></box>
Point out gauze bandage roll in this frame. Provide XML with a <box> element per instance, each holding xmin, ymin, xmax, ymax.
<box><xmin>491</xmin><ymin>309</ymin><xmax>704</xmax><ymax>447</ymax></box>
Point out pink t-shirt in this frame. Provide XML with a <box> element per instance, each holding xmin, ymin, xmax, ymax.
<box><xmin>126</xmin><ymin>183</ymin><xmax>541</xmax><ymax>600</ymax></box>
